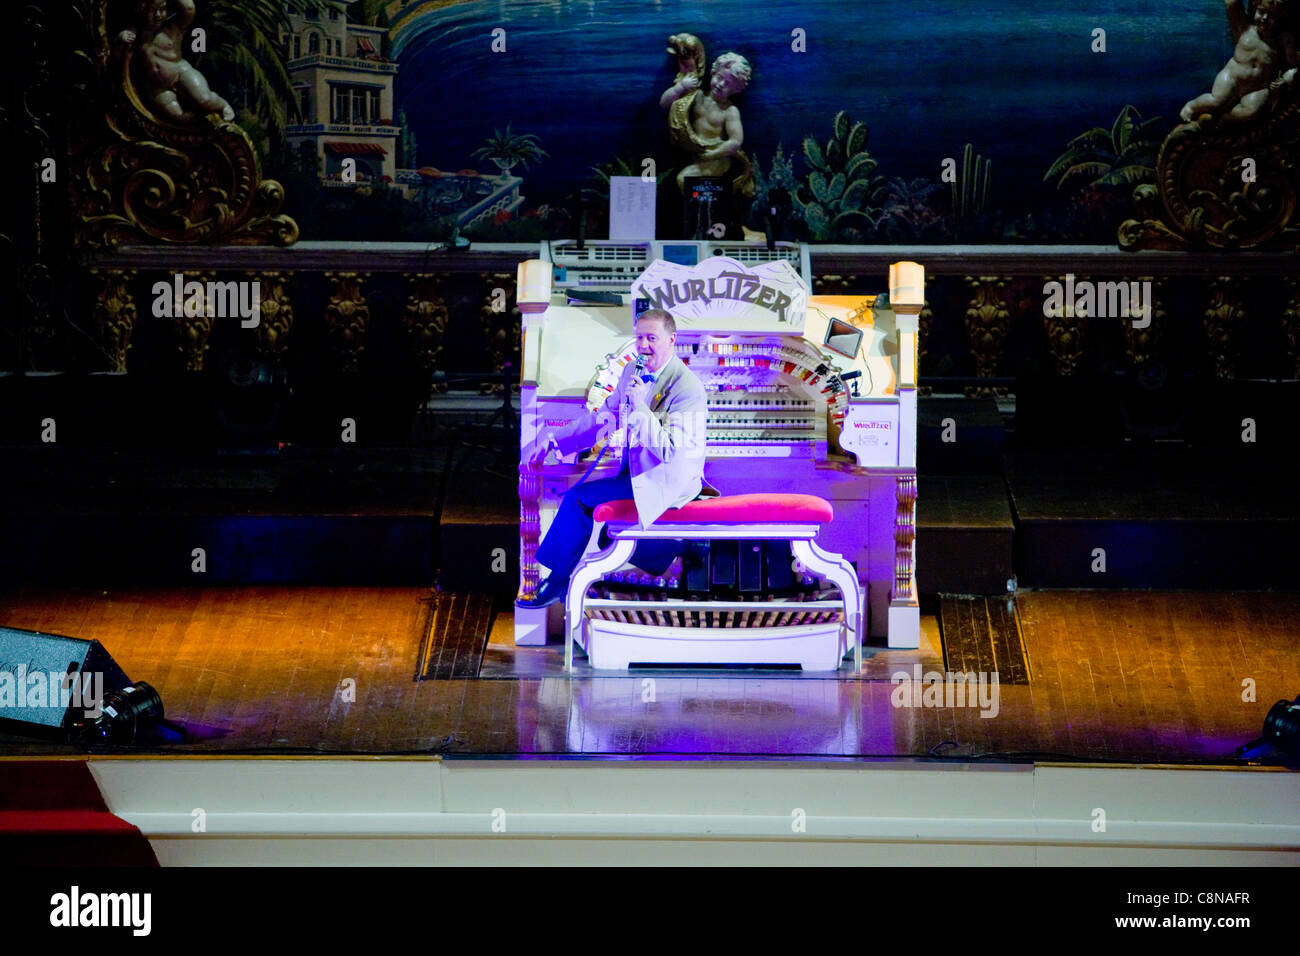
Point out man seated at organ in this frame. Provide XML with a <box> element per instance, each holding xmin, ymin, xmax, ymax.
<box><xmin>516</xmin><ymin>308</ymin><xmax>718</xmax><ymax>608</ymax></box>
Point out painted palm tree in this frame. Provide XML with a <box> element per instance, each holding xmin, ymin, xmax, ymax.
<box><xmin>1044</xmin><ymin>105</ymin><xmax>1166</xmax><ymax>189</ymax></box>
<box><xmin>473</xmin><ymin>125</ymin><xmax>550</xmax><ymax>180</ymax></box>
<box><xmin>200</xmin><ymin>0</ymin><xmax>333</xmax><ymax>146</ymax></box>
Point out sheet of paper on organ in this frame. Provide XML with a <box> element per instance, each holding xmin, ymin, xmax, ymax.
<box><xmin>608</xmin><ymin>176</ymin><xmax>657</xmax><ymax>241</ymax></box>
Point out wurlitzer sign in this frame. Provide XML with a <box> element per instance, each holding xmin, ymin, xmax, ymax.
<box><xmin>838</xmin><ymin>402</ymin><xmax>899</xmax><ymax>467</ymax></box>
<box><xmin>631</xmin><ymin>256</ymin><xmax>808</xmax><ymax>333</ymax></box>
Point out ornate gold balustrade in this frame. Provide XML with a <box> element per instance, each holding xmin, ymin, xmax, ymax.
<box><xmin>62</xmin><ymin>243</ymin><xmax>1300</xmax><ymax>386</ymax></box>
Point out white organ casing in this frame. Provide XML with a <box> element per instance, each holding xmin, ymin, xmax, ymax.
<box><xmin>517</xmin><ymin>249</ymin><xmax>922</xmax><ymax>654</ymax></box>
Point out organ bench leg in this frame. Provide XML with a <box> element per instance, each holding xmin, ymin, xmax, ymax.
<box><xmin>566</xmin><ymin>537</ymin><xmax>636</xmax><ymax>672</ymax></box>
<box><xmin>791</xmin><ymin>537</ymin><xmax>863</xmax><ymax>673</ymax></box>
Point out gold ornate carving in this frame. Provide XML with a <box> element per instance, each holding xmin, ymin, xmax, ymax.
<box><xmin>404</xmin><ymin>274</ymin><xmax>449</xmax><ymax>374</ymax></box>
<box><xmin>90</xmin><ymin>268</ymin><xmax>137</xmax><ymax>373</ymax></box>
<box><xmin>894</xmin><ymin>475</ymin><xmax>918</xmax><ymax>603</ymax></box>
<box><xmin>1119</xmin><ymin>87</ymin><xmax>1300</xmax><ymax>251</ymax></box>
<box><xmin>249</xmin><ymin>272</ymin><xmax>294</xmax><ymax>360</ymax></box>
<box><xmin>324</xmin><ymin>273</ymin><xmax>370</xmax><ymax>373</ymax></box>
<box><xmin>963</xmin><ymin>276</ymin><xmax>1011</xmax><ymax>397</ymax></box>
<box><xmin>1041</xmin><ymin>274</ymin><xmax>1088</xmax><ymax>377</ymax></box>
<box><xmin>1203</xmin><ymin>276</ymin><xmax>1245</xmax><ymax>379</ymax></box>
<box><xmin>479</xmin><ymin>272</ymin><xmax>521</xmax><ymax>392</ymax></box>
<box><xmin>1282</xmin><ymin>278</ymin><xmax>1300</xmax><ymax>379</ymax></box>
<box><xmin>1123</xmin><ymin>276</ymin><xmax>1164</xmax><ymax>367</ymax></box>
<box><xmin>174</xmin><ymin>271</ymin><xmax>214</xmax><ymax>371</ymax></box>
<box><xmin>71</xmin><ymin>4</ymin><xmax>297</xmax><ymax>248</ymax></box>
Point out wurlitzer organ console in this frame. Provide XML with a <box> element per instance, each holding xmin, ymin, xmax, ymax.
<box><xmin>515</xmin><ymin>240</ymin><xmax>923</xmax><ymax>665</ymax></box>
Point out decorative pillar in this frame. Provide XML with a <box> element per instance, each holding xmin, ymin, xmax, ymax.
<box><xmin>893</xmin><ymin>474</ymin><xmax>918</xmax><ymax>604</ymax></box>
<box><xmin>963</xmin><ymin>275</ymin><xmax>1011</xmax><ymax>397</ymax></box>
<box><xmin>324</xmin><ymin>272</ymin><xmax>370</xmax><ymax>373</ymax></box>
<box><xmin>518</xmin><ymin>462</ymin><xmax>541</xmax><ymax>602</ymax></box>
<box><xmin>1203</xmin><ymin>276</ymin><xmax>1244</xmax><ymax>379</ymax></box>
<box><xmin>249</xmin><ymin>272</ymin><xmax>294</xmax><ymax>361</ymax></box>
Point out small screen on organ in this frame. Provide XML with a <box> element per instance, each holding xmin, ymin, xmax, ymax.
<box><xmin>824</xmin><ymin>318</ymin><xmax>863</xmax><ymax>358</ymax></box>
<box><xmin>661</xmin><ymin>244</ymin><xmax>699</xmax><ymax>266</ymax></box>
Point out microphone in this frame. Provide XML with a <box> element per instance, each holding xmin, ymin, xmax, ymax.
<box><xmin>626</xmin><ymin>355</ymin><xmax>646</xmax><ymax>413</ymax></box>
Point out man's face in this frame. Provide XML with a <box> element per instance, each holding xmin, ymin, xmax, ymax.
<box><xmin>635</xmin><ymin>317</ymin><xmax>675</xmax><ymax>372</ymax></box>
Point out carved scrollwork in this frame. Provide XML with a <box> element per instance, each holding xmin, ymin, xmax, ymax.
<box><xmin>71</xmin><ymin>2</ymin><xmax>298</xmax><ymax>248</ymax></box>
<box><xmin>1120</xmin><ymin>84</ymin><xmax>1300</xmax><ymax>250</ymax></box>
<box><xmin>174</xmin><ymin>271</ymin><xmax>214</xmax><ymax>371</ymax></box>
<box><xmin>249</xmin><ymin>272</ymin><xmax>294</xmax><ymax>360</ymax></box>
<box><xmin>1203</xmin><ymin>276</ymin><xmax>1246</xmax><ymax>379</ymax></box>
<box><xmin>1123</xmin><ymin>276</ymin><xmax>1164</xmax><ymax>368</ymax></box>
<box><xmin>479</xmin><ymin>272</ymin><xmax>521</xmax><ymax>392</ymax></box>
<box><xmin>324</xmin><ymin>272</ymin><xmax>370</xmax><ymax>373</ymax></box>
<box><xmin>963</xmin><ymin>275</ymin><xmax>1011</xmax><ymax>397</ymax></box>
<box><xmin>404</xmin><ymin>274</ymin><xmax>449</xmax><ymax>375</ymax></box>
<box><xmin>1041</xmin><ymin>274</ymin><xmax>1087</xmax><ymax>377</ymax></box>
<box><xmin>90</xmin><ymin>268</ymin><xmax>137</xmax><ymax>373</ymax></box>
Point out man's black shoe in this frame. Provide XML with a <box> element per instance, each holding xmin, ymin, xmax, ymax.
<box><xmin>515</xmin><ymin>576</ymin><xmax>569</xmax><ymax>608</ymax></box>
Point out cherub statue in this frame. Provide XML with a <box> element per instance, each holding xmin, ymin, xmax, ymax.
<box><xmin>1181</xmin><ymin>0</ymin><xmax>1298</xmax><ymax>123</ymax></box>
<box><xmin>118</xmin><ymin>0</ymin><xmax>235</xmax><ymax>123</ymax></box>
<box><xmin>660</xmin><ymin>35</ymin><xmax>754</xmax><ymax>196</ymax></box>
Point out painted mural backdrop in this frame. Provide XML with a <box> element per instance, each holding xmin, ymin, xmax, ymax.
<box><xmin>276</xmin><ymin>0</ymin><xmax>1238</xmax><ymax>243</ymax></box>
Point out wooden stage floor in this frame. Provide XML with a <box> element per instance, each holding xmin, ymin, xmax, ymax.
<box><xmin>1</xmin><ymin>586</ymin><xmax>1297</xmax><ymax>763</ymax></box>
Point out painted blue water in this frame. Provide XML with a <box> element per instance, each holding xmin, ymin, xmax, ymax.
<box><xmin>394</xmin><ymin>0</ymin><xmax>1232</xmax><ymax>214</ymax></box>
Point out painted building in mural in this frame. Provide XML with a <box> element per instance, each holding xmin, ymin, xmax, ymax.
<box><xmin>283</xmin><ymin>0</ymin><xmax>400</xmax><ymax>183</ymax></box>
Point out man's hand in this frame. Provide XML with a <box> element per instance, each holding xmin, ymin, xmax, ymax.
<box><xmin>526</xmin><ymin>430</ymin><xmax>558</xmax><ymax>466</ymax></box>
<box><xmin>625</xmin><ymin>375</ymin><xmax>650</xmax><ymax>408</ymax></box>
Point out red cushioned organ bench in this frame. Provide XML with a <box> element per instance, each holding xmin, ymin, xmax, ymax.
<box><xmin>572</xmin><ymin>494</ymin><xmax>863</xmax><ymax>672</ymax></box>
<box><xmin>514</xmin><ymin>241</ymin><xmax>924</xmax><ymax>671</ymax></box>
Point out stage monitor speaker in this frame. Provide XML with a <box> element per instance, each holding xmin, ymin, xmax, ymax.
<box><xmin>0</xmin><ymin>626</ymin><xmax>132</xmax><ymax>740</ymax></box>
